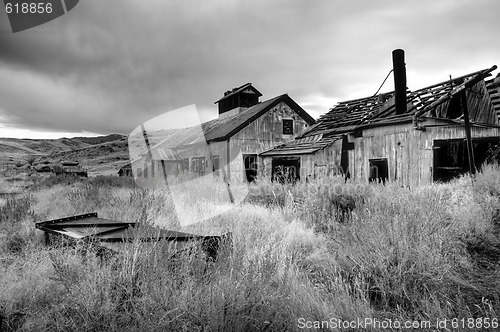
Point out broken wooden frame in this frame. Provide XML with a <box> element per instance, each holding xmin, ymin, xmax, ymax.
<box><xmin>35</xmin><ymin>212</ymin><xmax>232</xmax><ymax>261</ymax></box>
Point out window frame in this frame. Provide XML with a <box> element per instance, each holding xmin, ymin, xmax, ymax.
<box><xmin>282</xmin><ymin>118</ymin><xmax>294</xmax><ymax>135</ymax></box>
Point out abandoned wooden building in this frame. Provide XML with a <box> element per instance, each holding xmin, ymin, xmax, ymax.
<box><xmin>53</xmin><ymin>161</ymin><xmax>88</xmax><ymax>177</ymax></box>
<box><xmin>132</xmin><ymin>83</ymin><xmax>315</xmax><ymax>183</ymax></box>
<box><xmin>118</xmin><ymin>163</ymin><xmax>133</xmax><ymax>177</ymax></box>
<box><xmin>260</xmin><ymin>51</ymin><xmax>500</xmax><ymax>186</ymax></box>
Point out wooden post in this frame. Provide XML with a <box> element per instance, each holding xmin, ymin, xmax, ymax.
<box><xmin>141</xmin><ymin>124</ymin><xmax>169</xmax><ymax>186</ymax></box>
<box><xmin>461</xmin><ymin>93</ymin><xmax>476</xmax><ymax>176</ymax></box>
<box><xmin>204</xmin><ymin>143</ymin><xmax>234</xmax><ymax>204</ymax></box>
<box><xmin>341</xmin><ymin>135</ymin><xmax>353</xmax><ymax>182</ymax></box>
<box><xmin>222</xmin><ymin>141</ymin><xmax>234</xmax><ymax>203</ymax></box>
<box><xmin>141</xmin><ymin>124</ymin><xmax>153</xmax><ymax>160</ymax></box>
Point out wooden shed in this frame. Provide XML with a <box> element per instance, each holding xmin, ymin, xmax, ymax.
<box><xmin>260</xmin><ymin>53</ymin><xmax>500</xmax><ymax>186</ymax></box>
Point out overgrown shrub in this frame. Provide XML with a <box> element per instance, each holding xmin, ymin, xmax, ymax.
<box><xmin>0</xmin><ymin>193</ymin><xmax>34</xmax><ymax>225</ymax></box>
<box><xmin>89</xmin><ymin>175</ymin><xmax>137</xmax><ymax>189</ymax></box>
<box><xmin>2</xmin><ymin>232</ymin><xmax>29</xmax><ymax>254</ymax></box>
<box><xmin>67</xmin><ymin>183</ymin><xmax>111</xmax><ymax>213</ymax></box>
<box><xmin>30</xmin><ymin>174</ymin><xmax>83</xmax><ymax>190</ymax></box>
<box><xmin>486</xmin><ymin>143</ymin><xmax>500</xmax><ymax>164</ymax></box>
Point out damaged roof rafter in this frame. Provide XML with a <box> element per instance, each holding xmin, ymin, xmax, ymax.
<box><xmin>296</xmin><ymin>113</ymin><xmax>500</xmax><ymax>140</ymax></box>
<box><xmin>298</xmin><ymin>66</ymin><xmax>499</xmax><ymax>139</ymax></box>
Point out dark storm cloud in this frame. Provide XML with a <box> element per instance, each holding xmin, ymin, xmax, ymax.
<box><xmin>0</xmin><ymin>0</ymin><xmax>499</xmax><ymax>137</ymax></box>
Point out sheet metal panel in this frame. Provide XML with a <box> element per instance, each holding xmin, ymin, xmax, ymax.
<box><xmin>35</xmin><ymin>212</ymin><xmax>230</xmax><ymax>260</ymax></box>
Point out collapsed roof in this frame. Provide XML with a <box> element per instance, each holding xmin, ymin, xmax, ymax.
<box><xmin>298</xmin><ymin>66</ymin><xmax>499</xmax><ymax>138</ymax></box>
<box><xmin>263</xmin><ymin>66</ymin><xmax>500</xmax><ymax>156</ymax></box>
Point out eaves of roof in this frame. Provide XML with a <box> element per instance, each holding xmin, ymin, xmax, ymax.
<box><xmin>259</xmin><ymin>135</ymin><xmax>340</xmax><ymax>156</ymax></box>
<box><xmin>312</xmin><ymin>115</ymin><xmax>500</xmax><ymax>137</ymax></box>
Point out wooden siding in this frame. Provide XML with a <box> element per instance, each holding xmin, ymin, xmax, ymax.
<box><xmin>133</xmin><ymin>141</ymin><xmax>231</xmax><ymax>183</ymax></box>
<box><xmin>230</xmin><ymin>101</ymin><xmax>310</xmax><ymax>181</ymax></box>
<box><xmin>165</xmin><ymin>141</ymin><xmax>231</xmax><ymax>179</ymax></box>
<box><xmin>359</xmin><ymin>120</ymin><xmax>500</xmax><ymax>186</ymax></box>
<box><xmin>260</xmin><ymin>140</ymin><xmax>343</xmax><ymax>181</ymax></box>
<box><xmin>261</xmin><ymin>120</ymin><xmax>499</xmax><ymax>187</ymax></box>
<box><xmin>209</xmin><ymin>140</ymin><xmax>231</xmax><ymax>179</ymax></box>
<box><xmin>466</xmin><ymin>81</ymin><xmax>498</xmax><ymax>125</ymax></box>
<box><xmin>299</xmin><ymin>141</ymin><xmax>343</xmax><ymax>180</ymax></box>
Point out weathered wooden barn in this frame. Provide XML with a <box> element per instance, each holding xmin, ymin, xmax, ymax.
<box><xmin>260</xmin><ymin>51</ymin><xmax>500</xmax><ymax>186</ymax></box>
<box><xmin>132</xmin><ymin>83</ymin><xmax>315</xmax><ymax>183</ymax></box>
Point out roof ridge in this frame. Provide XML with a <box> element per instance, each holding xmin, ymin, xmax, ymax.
<box><xmin>210</xmin><ymin>94</ymin><xmax>285</xmax><ymax>122</ymax></box>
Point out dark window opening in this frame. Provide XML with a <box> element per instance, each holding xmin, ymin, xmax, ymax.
<box><xmin>283</xmin><ymin>119</ymin><xmax>294</xmax><ymax>135</ymax></box>
<box><xmin>218</xmin><ymin>92</ymin><xmax>259</xmax><ymax>114</ymax></box>
<box><xmin>191</xmin><ymin>157</ymin><xmax>206</xmax><ymax>175</ymax></box>
<box><xmin>433</xmin><ymin>137</ymin><xmax>500</xmax><ymax>182</ymax></box>
<box><xmin>271</xmin><ymin>157</ymin><xmax>300</xmax><ymax>183</ymax></box>
<box><xmin>244</xmin><ymin>154</ymin><xmax>257</xmax><ymax>182</ymax></box>
<box><xmin>369</xmin><ymin>158</ymin><xmax>388</xmax><ymax>184</ymax></box>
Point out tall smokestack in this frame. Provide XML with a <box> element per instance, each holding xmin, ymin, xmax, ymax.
<box><xmin>392</xmin><ymin>49</ymin><xmax>407</xmax><ymax>115</ymax></box>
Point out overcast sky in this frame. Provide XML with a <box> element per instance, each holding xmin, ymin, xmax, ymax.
<box><xmin>0</xmin><ymin>0</ymin><xmax>499</xmax><ymax>139</ymax></box>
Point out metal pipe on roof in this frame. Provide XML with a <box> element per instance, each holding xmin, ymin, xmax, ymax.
<box><xmin>392</xmin><ymin>49</ymin><xmax>407</xmax><ymax>116</ymax></box>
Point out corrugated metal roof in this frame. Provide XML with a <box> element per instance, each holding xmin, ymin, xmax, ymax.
<box><xmin>299</xmin><ymin>68</ymin><xmax>498</xmax><ymax>138</ymax></box>
<box><xmin>54</xmin><ymin>226</ymin><xmax>127</xmax><ymax>239</ymax></box>
<box><xmin>150</xmin><ymin>147</ymin><xmax>182</xmax><ymax>161</ymax></box>
<box><xmin>205</xmin><ymin>95</ymin><xmax>284</xmax><ymax>141</ymax></box>
<box><xmin>260</xmin><ymin>134</ymin><xmax>341</xmax><ymax>156</ymax></box>
<box><xmin>150</xmin><ymin>94</ymin><xmax>315</xmax><ymax>152</ymax></box>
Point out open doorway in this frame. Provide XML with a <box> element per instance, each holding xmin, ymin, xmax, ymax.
<box><xmin>433</xmin><ymin>137</ymin><xmax>500</xmax><ymax>182</ymax></box>
<box><xmin>271</xmin><ymin>157</ymin><xmax>300</xmax><ymax>183</ymax></box>
<box><xmin>212</xmin><ymin>155</ymin><xmax>220</xmax><ymax>177</ymax></box>
<box><xmin>369</xmin><ymin>158</ymin><xmax>388</xmax><ymax>184</ymax></box>
<box><xmin>244</xmin><ymin>154</ymin><xmax>257</xmax><ymax>182</ymax></box>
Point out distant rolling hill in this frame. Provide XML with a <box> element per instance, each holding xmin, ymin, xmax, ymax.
<box><xmin>71</xmin><ymin>134</ymin><xmax>126</xmax><ymax>145</ymax></box>
<box><xmin>0</xmin><ymin>134</ymin><xmax>130</xmax><ymax>176</ymax></box>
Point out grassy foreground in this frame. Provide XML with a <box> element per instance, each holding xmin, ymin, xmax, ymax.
<box><xmin>1</xmin><ymin>166</ymin><xmax>500</xmax><ymax>331</ymax></box>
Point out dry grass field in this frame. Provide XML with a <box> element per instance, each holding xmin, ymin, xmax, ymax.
<box><xmin>1</xmin><ymin>164</ymin><xmax>500</xmax><ymax>331</ymax></box>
